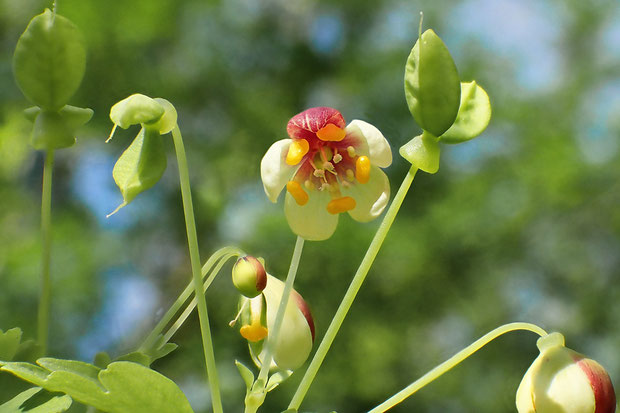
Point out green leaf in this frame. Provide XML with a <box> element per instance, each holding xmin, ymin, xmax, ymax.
<box><xmin>235</xmin><ymin>360</ymin><xmax>255</xmax><ymax>392</ymax></box>
<box><xmin>0</xmin><ymin>359</ymin><xmax>194</xmax><ymax>413</ymax></box>
<box><xmin>265</xmin><ymin>370</ymin><xmax>292</xmax><ymax>392</ymax></box>
<box><xmin>13</xmin><ymin>9</ymin><xmax>86</xmax><ymax>111</ymax></box>
<box><xmin>0</xmin><ymin>386</ymin><xmax>72</xmax><ymax>413</ymax></box>
<box><xmin>404</xmin><ymin>29</ymin><xmax>461</xmax><ymax>137</ymax></box>
<box><xmin>399</xmin><ymin>131</ymin><xmax>440</xmax><ymax>174</ymax></box>
<box><xmin>440</xmin><ymin>81</ymin><xmax>492</xmax><ymax>143</ymax></box>
<box><xmin>0</xmin><ymin>328</ymin><xmax>22</xmax><ymax>361</ymax></box>
<box><xmin>30</xmin><ymin>106</ymin><xmax>93</xmax><ymax>150</ymax></box>
<box><xmin>109</xmin><ymin>126</ymin><xmax>167</xmax><ymax>216</ymax></box>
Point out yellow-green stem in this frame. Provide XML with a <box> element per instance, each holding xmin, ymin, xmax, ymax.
<box><xmin>172</xmin><ymin>126</ymin><xmax>223</xmax><ymax>413</ymax></box>
<box><xmin>140</xmin><ymin>247</ymin><xmax>243</xmax><ymax>352</ymax></box>
<box><xmin>257</xmin><ymin>236</ymin><xmax>305</xmax><ymax>384</ymax></box>
<box><xmin>38</xmin><ymin>149</ymin><xmax>54</xmax><ymax>355</ymax></box>
<box><xmin>368</xmin><ymin>322</ymin><xmax>548</xmax><ymax>412</ymax></box>
<box><xmin>289</xmin><ymin>166</ymin><xmax>418</xmax><ymax>411</ymax></box>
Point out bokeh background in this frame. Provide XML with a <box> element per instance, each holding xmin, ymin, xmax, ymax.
<box><xmin>1</xmin><ymin>0</ymin><xmax>619</xmax><ymax>411</ymax></box>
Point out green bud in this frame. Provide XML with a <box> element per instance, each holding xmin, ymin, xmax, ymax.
<box><xmin>404</xmin><ymin>29</ymin><xmax>461</xmax><ymax>137</ymax></box>
<box><xmin>232</xmin><ymin>256</ymin><xmax>267</xmax><ymax>298</ymax></box>
<box><xmin>516</xmin><ymin>332</ymin><xmax>616</xmax><ymax>413</ymax></box>
<box><xmin>13</xmin><ymin>9</ymin><xmax>86</xmax><ymax>111</ymax></box>
<box><xmin>109</xmin><ymin>94</ymin><xmax>165</xmax><ymax>130</ymax></box>
<box><xmin>244</xmin><ymin>274</ymin><xmax>315</xmax><ymax>372</ymax></box>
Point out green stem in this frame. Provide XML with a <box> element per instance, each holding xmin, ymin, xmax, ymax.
<box><xmin>289</xmin><ymin>166</ymin><xmax>418</xmax><ymax>411</ymax></box>
<box><xmin>367</xmin><ymin>322</ymin><xmax>548</xmax><ymax>413</ymax></box>
<box><xmin>140</xmin><ymin>246</ymin><xmax>243</xmax><ymax>352</ymax></box>
<box><xmin>171</xmin><ymin>126</ymin><xmax>223</xmax><ymax>413</ymax></box>
<box><xmin>38</xmin><ymin>149</ymin><xmax>54</xmax><ymax>355</ymax></box>
<box><xmin>256</xmin><ymin>236</ymin><xmax>305</xmax><ymax>385</ymax></box>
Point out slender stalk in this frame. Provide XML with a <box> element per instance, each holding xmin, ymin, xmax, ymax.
<box><xmin>257</xmin><ymin>236</ymin><xmax>305</xmax><ymax>384</ymax></box>
<box><xmin>38</xmin><ymin>149</ymin><xmax>54</xmax><ymax>355</ymax></box>
<box><xmin>289</xmin><ymin>166</ymin><xmax>418</xmax><ymax>411</ymax></box>
<box><xmin>368</xmin><ymin>322</ymin><xmax>548</xmax><ymax>413</ymax></box>
<box><xmin>171</xmin><ymin>126</ymin><xmax>223</xmax><ymax>413</ymax></box>
<box><xmin>140</xmin><ymin>246</ymin><xmax>243</xmax><ymax>352</ymax></box>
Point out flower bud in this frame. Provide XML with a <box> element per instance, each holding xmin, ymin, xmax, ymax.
<box><xmin>239</xmin><ymin>274</ymin><xmax>315</xmax><ymax>371</ymax></box>
<box><xmin>232</xmin><ymin>256</ymin><xmax>267</xmax><ymax>298</ymax></box>
<box><xmin>516</xmin><ymin>332</ymin><xmax>616</xmax><ymax>413</ymax></box>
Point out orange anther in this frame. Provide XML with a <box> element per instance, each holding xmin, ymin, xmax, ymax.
<box><xmin>287</xmin><ymin>181</ymin><xmax>309</xmax><ymax>205</ymax></box>
<box><xmin>240</xmin><ymin>322</ymin><xmax>268</xmax><ymax>342</ymax></box>
<box><xmin>355</xmin><ymin>156</ymin><xmax>370</xmax><ymax>184</ymax></box>
<box><xmin>326</xmin><ymin>196</ymin><xmax>356</xmax><ymax>214</ymax></box>
<box><xmin>317</xmin><ymin>123</ymin><xmax>346</xmax><ymax>142</ymax></box>
<box><xmin>286</xmin><ymin>139</ymin><xmax>310</xmax><ymax>165</ymax></box>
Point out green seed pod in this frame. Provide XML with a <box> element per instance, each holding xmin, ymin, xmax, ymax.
<box><xmin>399</xmin><ymin>131</ymin><xmax>440</xmax><ymax>174</ymax></box>
<box><xmin>232</xmin><ymin>256</ymin><xmax>267</xmax><ymax>298</ymax></box>
<box><xmin>108</xmin><ymin>125</ymin><xmax>167</xmax><ymax>216</ymax></box>
<box><xmin>516</xmin><ymin>332</ymin><xmax>616</xmax><ymax>413</ymax></box>
<box><xmin>13</xmin><ymin>9</ymin><xmax>86</xmax><ymax>111</ymax></box>
<box><xmin>404</xmin><ymin>29</ymin><xmax>461</xmax><ymax>137</ymax></box>
<box><xmin>440</xmin><ymin>81</ymin><xmax>492</xmax><ymax>144</ymax></box>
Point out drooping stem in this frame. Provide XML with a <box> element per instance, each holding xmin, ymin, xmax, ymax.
<box><xmin>171</xmin><ymin>126</ymin><xmax>223</xmax><ymax>413</ymax></box>
<box><xmin>256</xmin><ymin>235</ymin><xmax>305</xmax><ymax>385</ymax></box>
<box><xmin>289</xmin><ymin>166</ymin><xmax>418</xmax><ymax>411</ymax></box>
<box><xmin>367</xmin><ymin>322</ymin><xmax>548</xmax><ymax>413</ymax></box>
<box><xmin>139</xmin><ymin>246</ymin><xmax>243</xmax><ymax>352</ymax></box>
<box><xmin>38</xmin><ymin>149</ymin><xmax>54</xmax><ymax>355</ymax></box>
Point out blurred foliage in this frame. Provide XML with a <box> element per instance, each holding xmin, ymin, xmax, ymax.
<box><xmin>1</xmin><ymin>0</ymin><xmax>619</xmax><ymax>412</ymax></box>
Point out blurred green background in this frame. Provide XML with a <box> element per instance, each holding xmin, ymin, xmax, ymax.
<box><xmin>1</xmin><ymin>0</ymin><xmax>619</xmax><ymax>411</ymax></box>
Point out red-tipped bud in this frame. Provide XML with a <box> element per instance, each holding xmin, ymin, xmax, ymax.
<box><xmin>516</xmin><ymin>332</ymin><xmax>616</xmax><ymax>413</ymax></box>
<box><xmin>232</xmin><ymin>256</ymin><xmax>267</xmax><ymax>298</ymax></box>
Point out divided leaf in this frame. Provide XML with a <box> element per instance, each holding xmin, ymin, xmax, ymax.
<box><xmin>440</xmin><ymin>81</ymin><xmax>492</xmax><ymax>143</ymax></box>
<box><xmin>0</xmin><ymin>387</ymin><xmax>72</xmax><ymax>413</ymax></box>
<box><xmin>13</xmin><ymin>9</ymin><xmax>86</xmax><ymax>111</ymax></box>
<box><xmin>0</xmin><ymin>358</ymin><xmax>193</xmax><ymax>413</ymax></box>
<box><xmin>404</xmin><ymin>29</ymin><xmax>461</xmax><ymax>137</ymax></box>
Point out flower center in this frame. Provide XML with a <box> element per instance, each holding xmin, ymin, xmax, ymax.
<box><xmin>285</xmin><ymin>125</ymin><xmax>371</xmax><ymax>214</ymax></box>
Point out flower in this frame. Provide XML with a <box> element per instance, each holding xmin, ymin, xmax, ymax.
<box><xmin>234</xmin><ymin>274</ymin><xmax>315</xmax><ymax>371</ymax></box>
<box><xmin>261</xmin><ymin>107</ymin><xmax>392</xmax><ymax>241</ymax></box>
<box><xmin>516</xmin><ymin>332</ymin><xmax>616</xmax><ymax>413</ymax></box>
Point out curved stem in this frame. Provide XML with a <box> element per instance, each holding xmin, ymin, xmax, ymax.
<box><xmin>289</xmin><ymin>166</ymin><xmax>418</xmax><ymax>411</ymax></box>
<box><xmin>38</xmin><ymin>149</ymin><xmax>54</xmax><ymax>355</ymax></box>
<box><xmin>139</xmin><ymin>246</ymin><xmax>243</xmax><ymax>352</ymax></box>
<box><xmin>367</xmin><ymin>322</ymin><xmax>548</xmax><ymax>413</ymax></box>
<box><xmin>256</xmin><ymin>236</ymin><xmax>305</xmax><ymax>385</ymax></box>
<box><xmin>171</xmin><ymin>126</ymin><xmax>223</xmax><ymax>413</ymax></box>
<box><xmin>162</xmin><ymin>251</ymin><xmax>240</xmax><ymax>344</ymax></box>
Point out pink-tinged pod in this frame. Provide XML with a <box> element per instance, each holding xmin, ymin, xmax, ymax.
<box><xmin>240</xmin><ymin>274</ymin><xmax>315</xmax><ymax>371</ymax></box>
<box><xmin>232</xmin><ymin>256</ymin><xmax>267</xmax><ymax>298</ymax></box>
<box><xmin>516</xmin><ymin>332</ymin><xmax>616</xmax><ymax>413</ymax></box>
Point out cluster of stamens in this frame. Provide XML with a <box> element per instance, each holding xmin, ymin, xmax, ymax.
<box><xmin>285</xmin><ymin>123</ymin><xmax>370</xmax><ymax>215</ymax></box>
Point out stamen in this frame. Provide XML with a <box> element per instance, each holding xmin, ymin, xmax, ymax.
<box><xmin>286</xmin><ymin>139</ymin><xmax>310</xmax><ymax>166</ymax></box>
<box><xmin>317</xmin><ymin>123</ymin><xmax>346</xmax><ymax>142</ymax></box>
<box><xmin>240</xmin><ymin>321</ymin><xmax>268</xmax><ymax>342</ymax></box>
<box><xmin>106</xmin><ymin>124</ymin><xmax>118</xmax><ymax>143</ymax></box>
<box><xmin>287</xmin><ymin>181</ymin><xmax>309</xmax><ymax>205</ymax></box>
<box><xmin>346</xmin><ymin>169</ymin><xmax>355</xmax><ymax>182</ymax></box>
<box><xmin>355</xmin><ymin>156</ymin><xmax>370</xmax><ymax>184</ymax></box>
<box><xmin>347</xmin><ymin>146</ymin><xmax>356</xmax><ymax>158</ymax></box>
<box><xmin>333</xmin><ymin>153</ymin><xmax>343</xmax><ymax>163</ymax></box>
<box><xmin>313</xmin><ymin>169</ymin><xmax>325</xmax><ymax>178</ymax></box>
<box><xmin>326</xmin><ymin>196</ymin><xmax>356</xmax><ymax>214</ymax></box>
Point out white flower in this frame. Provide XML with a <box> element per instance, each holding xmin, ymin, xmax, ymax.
<box><xmin>261</xmin><ymin>107</ymin><xmax>392</xmax><ymax>241</ymax></box>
